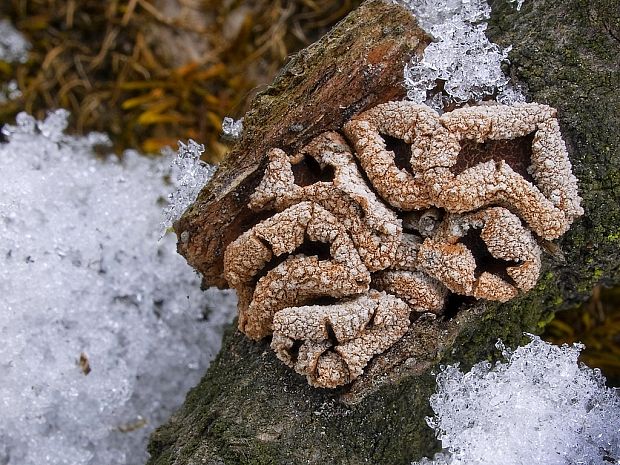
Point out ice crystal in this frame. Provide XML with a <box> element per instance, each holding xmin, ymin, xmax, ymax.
<box><xmin>413</xmin><ymin>336</ymin><xmax>620</xmax><ymax>465</ymax></box>
<box><xmin>0</xmin><ymin>80</ymin><xmax>22</xmax><ymax>104</ymax></box>
<box><xmin>162</xmin><ymin>139</ymin><xmax>217</xmax><ymax>232</ymax></box>
<box><xmin>394</xmin><ymin>0</ymin><xmax>491</xmax><ymax>30</ymax></box>
<box><xmin>0</xmin><ymin>111</ymin><xmax>236</xmax><ymax>465</ymax></box>
<box><xmin>222</xmin><ymin>116</ymin><xmax>244</xmax><ymax>139</ymax></box>
<box><xmin>496</xmin><ymin>82</ymin><xmax>527</xmax><ymax>105</ymax></box>
<box><xmin>0</xmin><ymin>19</ymin><xmax>30</xmax><ymax>63</ymax></box>
<box><xmin>396</xmin><ymin>0</ymin><xmax>524</xmax><ymax>106</ymax></box>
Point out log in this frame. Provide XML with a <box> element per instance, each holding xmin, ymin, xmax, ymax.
<box><xmin>147</xmin><ymin>0</ymin><xmax>620</xmax><ymax>463</ymax></box>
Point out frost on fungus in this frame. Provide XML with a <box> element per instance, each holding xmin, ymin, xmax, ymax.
<box><xmin>219</xmin><ymin>100</ymin><xmax>583</xmax><ymax>389</ymax></box>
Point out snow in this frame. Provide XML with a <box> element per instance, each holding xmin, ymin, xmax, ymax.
<box><xmin>221</xmin><ymin>116</ymin><xmax>244</xmax><ymax>139</ymax></box>
<box><xmin>0</xmin><ymin>19</ymin><xmax>29</xmax><ymax>104</ymax></box>
<box><xmin>0</xmin><ymin>18</ymin><xmax>30</xmax><ymax>64</ymax></box>
<box><xmin>394</xmin><ymin>0</ymin><xmax>525</xmax><ymax>109</ymax></box>
<box><xmin>0</xmin><ymin>80</ymin><xmax>22</xmax><ymax>104</ymax></box>
<box><xmin>161</xmin><ymin>139</ymin><xmax>216</xmax><ymax>233</ymax></box>
<box><xmin>414</xmin><ymin>336</ymin><xmax>620</xmax><ymax>465</ymax></box>
<box><xmin>0</xmin><ymin>110</ymin><xmax>236</xmax><ymax>465</ymax></box>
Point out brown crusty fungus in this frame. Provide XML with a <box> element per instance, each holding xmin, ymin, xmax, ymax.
<box><xmin>249</xmin><ymin>133</ymin><xmax>401</xmax><ymax>271</ymax></box>
<box><xmin>417</xmin><ymin>207</ymin><xmax>541</xmax><ymax>302</ymax></box>
<box><xmin>342</xmin><ymin>101</ymin><xmax>437</xmax><ymax>211</ymax></box>
<box><xmin>221</xmin><ymin>101</ymin><xmax>583</xmax><ymax>389</ymax></box>
<box><xmin>271</xmin><ymin>290</ymin><xmax>410</xmax><ymax>388</ymax></box>
<box><xmin>373</xmin><ymin>270</ymin><xmax>447</xmax><ymax>313</ymax></box>
<box><xmin>224</xmin><ymin>201</ymin><xmax>370</xmax><ymax>340</ymax></box>
<box><xmin>344</xmin><ymin>101</ymin><xmax>584</xmax><ymax>240</ymax></box>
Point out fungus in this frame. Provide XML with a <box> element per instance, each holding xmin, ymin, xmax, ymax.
<box><xmin>342</xmin><ymin>101</ymin><xmax>437</xmax><ymax>211</ymax></box>
<box><xmin>373</xmin><ymin>270</ymin><xmax>447</xmax><ymax>313</ymax></box>
<box><xmin>271</xmin><ymin>290</ymin><xmax>410</xmax><ymax>388</ymax></box>
<box><xmin>428</xmin><ymin>103</ymin><xmax>583</xmax><ymax>240</ymax></box>
<box><xmin>220</xmin><ymin>100</ymin><xmax>582</xmax><ymax>389</ymax></box>
<box><xmin>392</xmin><ymin>232</ymin><xmax>423</xmax><ymax>270</ymax></box>
<box><xmin>249</xmin><ymin>133</ymin><xmax>401</xmax><ymax>271</ymax></box>
<box><xmin>224</xmin><ymin>201</ymin><xmax>370</xmax><ymax>340</ymax></box>
<box><xmin>418</xmin><ymin>207</ymin><xmax>541</xmax><ymax>302</ymax></box>
<box><xmin>345</xmin><ymin>101</ymin><xmax>583</xmax><ymax>240</ymax></box>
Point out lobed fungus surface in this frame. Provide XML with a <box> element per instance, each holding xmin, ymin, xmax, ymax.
<box><xmin>222</xmin><ymin>101</ymin><xmax>583</xmax><ymax>389</ymax></box>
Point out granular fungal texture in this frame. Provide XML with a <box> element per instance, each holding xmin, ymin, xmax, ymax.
<box><xmin>271</xmin><ymin>290</ymin><xmax>410</xmax><ymax>388</ymax></box>
<box><xmin>249</xmin><ymin>133</ymin><xmax>401</xmax><ymax>272</ymax></box>
<box><xmin>418</xmin><ymin>207</ymin><xmax>542</xmax><ymax>302</ymax></box>
<box><xmin>222</xmin><ymin>101</ymin><xmax>583</xmax><ymax>388</ymax></box>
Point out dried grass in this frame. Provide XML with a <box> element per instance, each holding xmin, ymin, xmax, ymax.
<box><xmin>544</xmin><ymin>285</ymin><xmax>620</xmax><ymax>386</ymax></box>
<box><xmin>0</xmin><ymin>0</ymin><xmax>360</xmax><ymax>159</ymax></box>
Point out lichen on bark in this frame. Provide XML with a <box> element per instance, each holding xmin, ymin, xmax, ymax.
<box><xmin>147</xmin><ymin>0</ymin><xmax>620</xmax><ymax>463</ymax></box>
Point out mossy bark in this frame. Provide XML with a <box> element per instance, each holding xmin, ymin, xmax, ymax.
<box><xmin>147</xmin><ymin>0</ymin><xmax>620</xmax><ymax>464</ymax></box>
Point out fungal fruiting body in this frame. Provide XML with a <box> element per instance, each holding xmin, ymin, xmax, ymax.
<box><xmin>223</xmin><ymin>102</ymin><xmax>583</xmax><ymax>389</ymax></box>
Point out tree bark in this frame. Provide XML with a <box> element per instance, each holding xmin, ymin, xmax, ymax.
<box><xmin>147</xmin><ymin>0</ymin><xmax>620</xmax><ymax>464</ymax></box>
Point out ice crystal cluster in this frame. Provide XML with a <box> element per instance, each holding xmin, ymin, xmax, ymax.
<box><xmin>221</xmin><ymin>116</ymin><xmax>244</xmax><ymax>139</ymax></box>
<box><xmin>414</xmin><ymin>336</ymin><xmax>620</xmax><ymax>465</ymax></box>
<box><xmin>0</xmin><ymin>111</ymin><xmax>235</xmax><ymax>465</ymax></box>
<box><xmin>0</xmin><ymin>80</ymin><xmax>22</xmax><ymax>104</ymax></box>
<box><xmin>396</xmin><ymin>0</ymin><xmax>525</xmax><ymax>109</ymax></box>
<box><xmin>0</xmin><ymin>19</ymin><xmax>30</xmax><ymax>63</ymax></box>
<box><xmin>162</xmin><ymin>139</ymin><xmax>217</xmax><ymax>232</ymax></box>
<box><xmin>509</xmin><ymin>0</ymin><xmax>526</xmax><ymax>11</ymax></box>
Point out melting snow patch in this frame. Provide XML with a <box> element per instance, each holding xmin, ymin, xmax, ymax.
<box><xmin>0</xmin><ymin>111</ymin><xmax>235</xmax><ymax>465</ymax></box>
<box><xmin>414</xmin><ymin>336</ymin><xmax>620</xmax><ymax>465</ymax></box>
